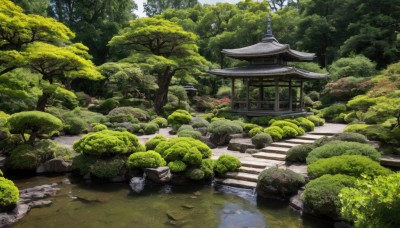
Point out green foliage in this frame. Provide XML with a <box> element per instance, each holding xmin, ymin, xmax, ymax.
<box><xmin>177</xmin><ymin>130</ymin><xmax>202</xmax><ymax>140</ymax></box>
<box><xmin>8</xmin><ymin>111</ymin><xmax>63</xmax><ymax>143</ymax></box>
<box><xmin>207</xmin><ymin>120</ymin><xmax>243</xmax><ymax>135</ymax></box>
<box><xmin>251</xmin><ymin>133</ymin><xmax>272</xmax><ymax>149</ymax></box>
<box><xmin>306</xmin><ymin>141</ymin><xmax>380</xmax><ymax>164</ymax></box>
<box><xmin>71</xmin><ymin>154</ymin><xmax>97</xmax><ymax>175</ymax></box>
<box><xmin>250</xmin><ymin>116</ymin><xmax>273</xmax><ymax>126</ymax></box>
<box><xmin>214</xmin><ymin>155</ymin><xmax>241</xmax><ymax>174</ymax></box>
<box><xmin>93</xmin><ymin>99</ymin><xmax>120</xmax><ymax>115</ymax></box>
<box><xmin>332</xmin><ymin>132</ymin><xmax>368</xmax><ymax>144</ymax></box>
<box><xmin>302</xmin><ymin>174</ymin><xmax>356</xmax><ymax>218</ymax></box>
<box><xmin>264</xmin><ymin>126</ymin><xmax>283</xmax><ymax>141</ymax></box>
<box><xmin>282</xmin><ymin>126</ymin><xmax>298</xmax><ymax>138</ymax></box>
<box><xmin>271</xmin><ymin>120</ymin><xmax>303</xmax><ymax>136</ymax></box>
<box><xmin>185</xmin><ymin>168</ymin><xmax>205</xmax><ymax>180</ymax></box>
<box><xmin>92</xmin><ymin>123</ymin><xmax>108</xmax><ymax>132</ymax></box>
<box><xmin>168</xmin><ymin>160</ymin><xmax>187</xmax><ymax>172</ymax></box>
<box><xmin>296</xmin><ymin>117</ymin><xmax>315</xmax><ymax>132</ymax></box>
<box><xmin>201</xmin><ymin>159</ymin><xmax>215</xmax><ymax>179</ymax></box>
<box><xmin>192</xmin><ymin>117</ymin><xmax>210</xmax><ymax>128</ymax></box>
<box><xmin>9</xmin><ymin>140</ymin><xmax>72</xmax><ymax>170</ymax></box>
<box><xmin>108</xmin><ymin>107</ymin><xmax>150</xmax><ymax>121</ymax></box>
<box><xmin>177</xmin><ymin>125</ymin><xmax>193</xmax><ymax>133</ymax></box>
<box><xmin>145</xmin><ymin>135</ymin><xmax>167</xmax><ymax>151</ymax></box>
<box><xmin>308</xmin><ymin>155</ymin><xmax>392</xmax><ymax>179</ymax></box>
<box><xmin>167</xmin><ymin>109</ymin><xmax>192</xmax><ymax>129</ymax></box>
<box><xmin>340</xmin><ymin>173</ymin><xmax>400</xmax><ymax>228</ymax></box>
<box><xmin>243</xmin><ymin>123</ymin><xmax>260</xmax><ymax>133</ymax></box>
<box><xmin>344</xmin><ymin>123</ymin><xmax>369</xmax><ymax>133</ymax></box>
<box><xmin>306</xmin><ymin>115</ymin><xmax>325</xmax><ymax>126</ymax></box>
<box><xmin>151</xmin><ymin>117</ymin><xmax>168</xmax><ymax>128</ymax></box>
<box><xmin>140</xmin><ymin>122</ymin><xmax>159</xmax><ymax>135</ymax></box>
<box><xmin>127</xmin><ymin>151</ymin><xmax>166</xmax><ymax>169</ymax></box>
<box><xmin>107</xmin><ymin>114</ymin><xmax>139</xmax><ymax>124</ymax></box>
<box><xmin>73</xmin><ymin>130</ymin><xmax>144</xmax><ymax>156</ymax></box>
<box><xmin>286</xmin><ymin>144</ymin><xmax>316</xmax><ymax>163</ymax></box>
<box><xmin>90</xmin><ymin>158</ymin><xmax>126</xmax><ymax>179</ymax></box>
<box><xmin>248</xmin><ymin>127</ymin><xmax>264</xmax><ymax>137</ymax></box>
<box><xmin>62</xmin><ymin>116</ymin><xmax>86</xmax><ymax>135</ymax></box>
<box><xmin>329</xmin><ymin>55</ymin><xmax>376</xmax><ymax>80</ymax></box>
<box><xmin>0</xmin><ymin>177</ymin><xmax>19</xmax><ymax>212</ymax></box>
<box><xmin>320</xmin><ymin>104</ymin><xmax>347</xmax><ymax>120</ymax></box>
<box><xmin>257</xmin><ymin>167</ymin><xmax>305</xmax><ymax>198</ymax></box>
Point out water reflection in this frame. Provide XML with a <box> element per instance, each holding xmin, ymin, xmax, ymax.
<box><xmin>219</xmin><ymin>203</ymin><xmax>265</xmax><ymax>228</ymax></box>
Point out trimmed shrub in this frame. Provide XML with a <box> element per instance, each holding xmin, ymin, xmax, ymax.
<box><xmin>192</xmin><ymin>118</ymin><xmax>210</xmax><ymax>128</ymax></box>
<box><xmin>185</xmin><ymin>168</ymin><xmax>205</xmax><ymax>180</ymax></box>
<box><xmin>168</xmin><ymin>160</ymin><xmax>187</xmax><ymax>172</ymax></box>
<box><xmin>302</xmin><ymin>174</ymin><xmax>356</xmax><ymax>218</ymax></box>
<box><xmin>8</xmin><ymin>111</ymin><xmax>63</xmax><ymax>143</ymax></box>
<box><xmin>145</xmin><ymin>135</ymin><xmax>167</xmax><ymax>151</ymax></box>
<box><xmin>332</xmin><ymin>132</ymin><xmax>368</xmax><ymax>143</ymax></box>
<box><xmin>249</xmin><ymin>127</ymin><xmax>264</xmax><ymax>137</ymax></box>
<box><xmin>257</xmin><ymin>167</ymin><xmax>305</xmax><ymax>198</ymax></box>
<box><xmin>214</xmin><ymin>155</ymin><xmax>241</xmax><ymax>174</ymax></box>
<box><xmin>141</xmin><ymin>122</ymin><xmax>159</xmax><ymax>135</ymax></box>
<box><xmin>167</xmin><ymin>109</ymin><xmax>192</xmax><ymax>130</ymax></box>
<box><xmin>251</xmin><ymin>116</ymin><xmax>273</xmax><ymax>126</ymax></box>
<box><xmin>9</xmin><ymin>140</ymin><xmax>72</xmax><ymax>170</ymax></box>
<box><xmin>201</xmin><ymin>159</ymin><xmax>215</xmax><ymax>178</ymax></box>
<box><xmin>92</xmin><ymin>123</ymin><xmax>107</xmax><ymax>132</ymax></box>
<box><xmin>177</xmin><ymin>125</ymin><xmax>194</xmax><ymax>133</ymax></box>
<box><xmin>94</xmin><ymin>98</ymin><xmax>119</xmax><ymax>114</ymax></box>
<box><xmin>271</xmin><ymin>120</ymin><xmax>303</xmax><ymax>136</ymax></box>
<box><xmin>282</xmin><ymin>126</ymin><xmax>298</xmax><ymax>138</ymax></box>
<box><xmin>150</xmin><ymin>117</ymin><xmax>168</xmax><ymax>128</ymax></box>
<box><xmin>306</xmin><ymin>115</ymin><xmax>325</xmax><ymax>126</ymax></box>
<box><xmin>264</xmin><ymin>126</ymin><xmax>283</xmax><ymax>141</ymax></box>
<box><xmin>243</xmin><ymin>123</ymin><xmax>260</xmax><ymax>133</ymax></box>
<box><xmin>286</xmin><ymin>144</ymin><xmax>315</xmax><ymax>163</ymax></box>
<box><xmin>107</xmin><ymin>113</ymin><xmax>139</xmax><ymax>124</ymax></box>
<box><xmin>63</xmin><ymin>116</ymin><xmax>86</xmax><ymax>135</ymax></box>
<box><xmin>306</xmin><ymin>141</ymin><xmax>380</xmax><ymax>164</ymax></box>
<box><xmin>127</xmin><ymin>151</ymin><xmax>166</xmax><ymax>169</ymax></box>
<box><xmin>90</xmin><ymin>158</ymin><xmax>126</xmax><ymax>179</ymax></box>
<box><xmin>177</xmin><ymin>130</ymin><xmax>202</xmax><ymax>139</ymax></box>
<box><xmin>320</xmin><ymin>104</ymin><xmax>347</xmax><ymax>120</ymax></box>
<box><xmin>0</xmin><ymin>177</ymin><xmax>19</xmax><ymax>212</ymax></box>
<box><xmin>71</xmin><ymin>154</ymin><xmax>97</xmax><ymax>175</ymax></box>
<box><xmin>340</xmin><ymin>173</ymin><xmax>400</xmax><ymax>228</ymax></box>
<box><xmin>308</xmin><ymin>155</ymin><xmax>391</xmax><ymax>179</ymax></box>
<box><xmin>108</xmin><ymin>107</ymin><xmax>149</xmax><ymax>121</ymax></box>
<box><xmin>296</xmin><ymin>117</ymin><xmax>315</xmax><ymax>132</ymax></box>
<box><xmin>73</xmin><ymin>130</ymin><xmax>144</xmax><ymax>156</ymax></box>
<box><xmin>251</xmin><ymin>133</ymin><xmax>272</xmax><ymax>149</ymax></box>
<box><xmin>208</xmin><ymin>120</ymin><xmax>243</xmax><ymax>135</ymax></box>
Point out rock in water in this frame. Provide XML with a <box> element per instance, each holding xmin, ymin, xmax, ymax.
<box><xmin>145</xmin><ymin>167</ymin><xmax>171</xmax><ymax>183</ymax></box>
<box><xmin>36</xmin><ymin>158</ymin><xmax>71</xmax><ymax>174</ymax></box>
<box><xmin>130</xmin><ymin>176</ymin><xmax>145</xmax><ymax>193</ymax></box>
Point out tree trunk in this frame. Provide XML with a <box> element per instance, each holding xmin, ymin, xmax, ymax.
<box><xmin>36</xmin><ymin>92</ymin><xmax>51</xmax><ymax>111</ymax></box>
<box><xmin>154</xmin><ymin>67</ymin><xmax>173</xmax><ymax>114</ymax></box>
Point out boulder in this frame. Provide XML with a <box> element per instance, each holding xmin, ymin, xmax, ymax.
<box><xmin>36</xmin><ymin>158</ymin><xmax>71</xmax><ymax>174</ymax></box>
<box><xmin>245</xmin><ymin>149</ymin><xmax>259</xmax><ymax>154</ymax></box>
<box><xmin>145</xmin><ymin>166</ymin><xmax>171</xmax><ymax>183</ymax></box>
<box><xmin>199</xmin><ymin>136</ymin><xmax>216</xmax><ymax>149</ymax></box>
<box><xmin>209</xmin><ymin>133</ymin><xmax>231</xmax><ymax>146</ymax></box>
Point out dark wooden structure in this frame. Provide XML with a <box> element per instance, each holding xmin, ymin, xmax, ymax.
<box><xmin>209</xmin><ymin>17</ymin><xmax>328</xmax><ymax>116</ymax></box>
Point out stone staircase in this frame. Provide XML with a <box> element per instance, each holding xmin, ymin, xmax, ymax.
<box><xmin>215</xmin><ymin>132</ymin><xmax>335</xmax><ymax>189</ymax></box>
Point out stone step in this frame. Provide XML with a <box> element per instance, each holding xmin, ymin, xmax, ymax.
<box><xmin>240</xmin><ymin>160</ymin><xmax>270</xmax><ymax>169</ymax></box>
<box><xmin>285</xmin><ymin>138</ymin><xmax>315</xmax><ymax>144</ymax></box>
<box><xmin>224</xmin><ymin>172</ymin><xmax>258</xmax><ymax>182</ymax></box>
<box><xmin>297</xmin><ymin>134</ymin><xmax>325</xmax><ymax>140</ymax></box>
<box><xmin>270</xmin><ymin>142</ymin><xmax>299</xmax><ymax>148</ymax></box>
<box><xmin>380</xmin><ymin>155</ymin><xmax>400</xmax><ymax>168</ymax></box>
<box><xmin>308</xmin><ymin>132</ymin><xmax>336</xmax><ymax>136</ymax></box>
<box><xmin>252</xmin><ymin>152</ymin><xmax>286</xmax><ymax>161</ymax></box>
<box><xmin>241</xmin><ymin>158</ymin><xmax>285</xmax><ymax>167</ymax></box>
<box><xmin>260</xmin><ymin>146</ymin><xmax>290</xmax><ymax>154</ymax></box>
<box><xmin>215</xmin><ymin>178</ymin><xmax>257</xmax><ymax>189</ymax></box>
<box><xmin>239</xmin><ymin>166</ymin><xmax>265</xmax><ymax>174</ymax></box>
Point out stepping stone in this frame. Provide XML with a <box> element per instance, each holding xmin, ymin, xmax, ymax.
<box><xmin>239</xmin><ymin>166</ymin><xmax>265</xmax><ymax>174</ymax></box>
<box><xmin>252</xmin><ymin>152</ymin><xmax>286</xmax><ymax>161</ymax></box>
<box><xmin>240</xmin><ymin>160</ymin><xmax>270</xmax><ymax>169</ymax></box>
<box><xmin>285</xmin><ymin>138</ymin><xmax>315</xmax><ymax>144</ymax></box>
<box><xmin>297</xmin><ymin>134</ymin><xmax>325</xmax><ymax>140</ymax></box>
<box><xmin>260</xmin><ymin>146</ymin><xmax>290</xmax><ymax>154</ymax></box>
<box><xmin>224</xmin><ymin>172</ymin><xmax>258</xmax><ymax>182</ymax></box>
<box><xmin>380</xmin><ymin>155</ymin><xmax>400</xmax><ymax>168</ymax></box>
<box><xmin>308</xmin><ymin>132</ymin><xmax>336</xmax><ymax>136</ymax></box>
<box><xmin>270</xmin><ymin>142</ymin><xmax>299</xmax><ymax>148</ymax></box>
<box><xmin>215</xmin><ymin>178</ymin><xmax>257</xmax><ymax>189</ymax></box>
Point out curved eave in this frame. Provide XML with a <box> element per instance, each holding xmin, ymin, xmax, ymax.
<box><xmin>208</xmin><ymin>66</ymin><xmax>328</xmax><ymax>80</ymax></box>
<box><xmin>222</xmin><ymin>41</ymin><xmax>315</xmax><ymax>61</ymax></box>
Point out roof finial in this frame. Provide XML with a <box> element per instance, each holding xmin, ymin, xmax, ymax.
<box><xmin>262</xmin><ymin>13</ymin><xmax>277</xmax><ymax>42</ymax></box>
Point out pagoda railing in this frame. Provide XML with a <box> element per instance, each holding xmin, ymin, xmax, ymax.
<box><xmin>231</xmin><ymin>99</ymin><xmax>303</xmax><ymax>112</ymax></box>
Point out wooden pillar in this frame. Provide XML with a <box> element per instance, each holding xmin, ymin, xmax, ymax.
<box><xmin>246</xmin><ymin>78</ymin><xmax>250</xmax><ymax>111</ymax></box>
<box><xmin>231</xmin><ymin>78</ymin><xmax>235</xmax><ymax>110</ymax></box>
<box><xmin>274</xmin><ymin>77</ymin><xmax>279</xmax><ymax>112</ymax></box>
<box><xmin>300</xmin><ymin>80</ymin><xmax>304</xmax><ymax>111</ymax></box>
<box><xmin>258</xmin><ymin>78</ymin><xmax>263</xmax><ymax>109</ymax></box>
<box><xmin>289</xmin><ymin>79</ymin><xmax>292</xmax><ymax>111</ymax></box>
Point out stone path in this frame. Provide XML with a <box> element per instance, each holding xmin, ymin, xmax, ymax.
<box><xmin>214</xmin><ymin>123</ymin><xmax>346</xmax><ymax>189</ymax></box>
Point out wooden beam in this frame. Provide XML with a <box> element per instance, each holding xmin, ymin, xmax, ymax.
<box><xmin>274</xmin><ymin>77</ymin><xmax>279</xmax><ymax>112</ymax></box>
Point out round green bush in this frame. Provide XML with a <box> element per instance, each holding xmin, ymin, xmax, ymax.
<box><xmin>332</xmin><ymin>132</ymin><xmax>368</xmax><ymax>143</ymax></box>
<box><xmin>145</xmin><ymin>135</ymin><xmax>167</xmax><ymax>151</ymax></box>
<box><xmin>248</xmin><ymin>127</ymin><xmax>264</xmax><ymax>137</ymax></box>
<box><xmin>286</xmin><ymin>144</ymin><xmax>315</xmax><ymax>163</ymax></box>
<box><xmin>306</xmin><ymin>115</ymin><xmax>325</xmax><ymax>126</ymax></box>
<box><xmin>151</xmin><ymin>117</ymin><xmax>168</xmax><ymax>128</ymax></box>
<box><xmin>167</xmin><ymin>109</ymin><xmax>192</xmax><ymax>129</ymax></box>
<box><xmin>177</xmin><ymin>130</ymin><xmax>202</xmax><ymax>139</ymax></box>
<box><xmin>271</xmin><ymin>120</ymin><xmax>303</xmax><ymax>136</ymax></box>
<box><xmin>201</xmin><ymin>159</ymin><xmax>215</xmax><ymax>178</ymax></box>
<box><xmin>302</xmin><ymin>174</ymin><xmax>356</xmax><ymax>218</ymax></box>
<box><xmin>344</xmin><ymin>123</ymin><xmax>369</xmax><ymax>133</ymax></box>
<box><xmin>185</xmin><ymin>168</ymin><xmax>205</xmax><ymax>180</ymax></box>
<box><xmin>306</xmin><ymin>141</ymin><xmax>380</xmax><ymax>164</ymax></box>
<box><xmin>108</xmin><ymin>107</ymin><xmax>149</xmax><ymax>121</ymax></box>
<box><xmin>127</xmin><ymin>151</ymin><xmax>166</xmax><ymax>169</ymax></box>
<box><xmin>207</xmin><ymin>120</ymin><xmax>243</xmax><ymax>135</ymax></box>
<box><xmin>214</xmin><ymin>155</ymin><xmax>241</xmax><ymax>174</ymax></box>
<box><xmin>257</xmin><ymin>167</ymin><xmax>305</xmax><ymax>198</ymax></box>
<box><xmin>141</xmin><ymin>122</ymin><xmax>159</xmax><ymax>135</ymax></box>
<box><xmin>93</xmin><ymin>98</ymin><xmax>120</xmax><ymax>114</ymax></box>
<box><xmin>90</xmin><ymin>158</ymin><xmax>126</xmax><ymax>179</ymax></box>
<box><xmin>282</xmin><ymin>126</ymin><xmax>298</xmax><ymax>138</ymax></box>
<box><xmin>168</xmin><ymin>160</ymin><xmax>187</xmax><ymax>172</ymax></box>
<box><xmin>250</xmin><ymin>116</ymin><xmax>273</xmax><ymax>126</ymax></box>
<box><xmin>251</xmin><ymin>133</ymin><xmax>272</xmax><ymax>149</ymax></box>
<box><xmin>92</xmin><ymin>123</ymin><xmax>108</xmax><ymax>132</ymax></box>
<box><xmin>177</xmin><ymin>124</ymin><xmax>194</xmax><ymax>133</ymax></box>
<box><xmin>71</xmin><ymin>154</ymin><xmax>97</xmax><ymax>175</ymax></box>
<box><xmin>308</xmin><ymin>155</ymin><xmax>392</xmax><ymax>179</ymax></box>
<box><xmin>192</xmin><ymin>118</ymin><xmax>210</xmax><ymax>128</ymax></box>
<box><xmin>107</xmin><ymin>113</ymin><xmax>139</xmax><ymax>124</ymax></box>
<box><xmin>73</xmin><ymin>130</ymin><xmax>144</xmax><ymax>156</ymax></box>
<box><xmin>0</xmin><ymin>177</ymin><xmax>19</xmax><ymax>212</ymax></box>
<box><xmin>264</xmin><ymin>126</ymin><xmax>283</xmax><ymax>141</ymax></box>
<box><xmin>243</xmin><ymin>123</ymin><xmax>260</xmax><ymax>133</ymax></box>
<box><xmin>9</xmin><ymin>140</ymin><xmax>72</xmax><ymax>170</ymax></box>
<box><xmin>63</xmin><ymin>116</ymin><xmax>86</xmax><ymax>135</ymax></box>
<box><xmin>296</xmin><ymin>117</ymin><xmax>315</xmax><ymax>132</ymax></box>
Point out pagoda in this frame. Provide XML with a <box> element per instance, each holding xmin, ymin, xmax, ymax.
<box><xmin>209</xmin><ymin>17</ymin><xmax>328</xmax><ymax>116</ymax></box>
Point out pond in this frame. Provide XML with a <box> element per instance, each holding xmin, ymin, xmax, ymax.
<box><xmin>11</xmin><ymin>175</ymin><xmax>332</xmax><ymax>228</ymax></box>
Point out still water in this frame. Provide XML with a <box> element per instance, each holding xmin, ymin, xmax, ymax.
<box><xmin>11</xmin><ymin>175</ymin><xmax>332</xmax><ymax>228</ymax></box>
